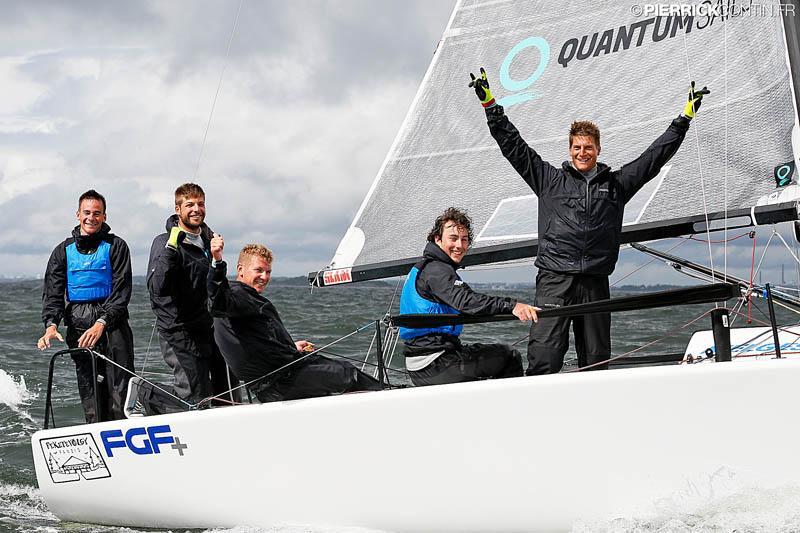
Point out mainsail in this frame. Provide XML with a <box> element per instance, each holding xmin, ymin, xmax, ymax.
<box><xmin>311</xmin><ymin>0</ymin><xmax>800</xmax><ymax>286</ymax></box>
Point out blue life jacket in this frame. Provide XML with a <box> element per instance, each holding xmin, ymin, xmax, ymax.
<box><xmin>66</xmin><ymin>240</ymin><xmax>112</xmax><ymax>303</ymax></box>
<box><xmin>398</xmin><ymin>265</ymin><xmax>463</xmax><ymax>340</ymax></box>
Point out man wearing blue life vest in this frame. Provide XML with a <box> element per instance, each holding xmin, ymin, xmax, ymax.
<box><xmin>37</xmin><ymin>190</ymin><xmax>135</xmax><ymax>423</ymax></box>
<box><xmin>470</xmin><ymin>68</ymin><xmax>708</xmax><ymax>375</ymax></box>
<box><xmin>399</xmin><ymin>207</ymin><xmax>538</xmax><ymax>386</ymax></box>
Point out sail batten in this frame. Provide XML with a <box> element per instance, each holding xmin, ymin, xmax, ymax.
<box><xmin>313</xmin><ymin>0</ymin><xmax>800</xmax><ymax>286</ymax></box>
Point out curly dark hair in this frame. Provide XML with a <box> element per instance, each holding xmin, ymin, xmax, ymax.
<box><xmin>427</xmin><ymin>207</ymin><xmax>473</xmax><ymax>244</ymax></box>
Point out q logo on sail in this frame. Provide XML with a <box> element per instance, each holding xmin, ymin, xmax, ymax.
<box><xmin>774</xmin><ymin>161</ymin><xmax>796</xmax><ymax>187</ymax></box>
<box><xmin>496</xmin><ymin>37</ymin><xmax>550</xmax><ymax>109</ymax></box>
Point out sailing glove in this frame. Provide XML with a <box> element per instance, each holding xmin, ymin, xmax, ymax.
<box><xmin>469</xmin><ymin>67</ymin><xmax>496</xmax><ymax>108</ymax></box>
<box><xmin>682</xmin><ymin>81</ymin><xmax>710</xmax><ymax>119</ymax></box>
<box><xmin>166</xmin><ymin>226</ymin><xmax>187</xmax><ymax>249</ymax></box>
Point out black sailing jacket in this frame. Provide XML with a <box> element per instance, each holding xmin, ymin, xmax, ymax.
<box><xmin>486</xmin><ymin>105</ymin><xmax>691</xmax><ymax>276</ymax></box>
<box><xmin>147</xmin><ymin>215</ymin><xmax>215</xmax><ymax>332</ymax></box>
<box><xmin>207</xmin><ymin>261</ymin><xmax>300</xmax><ymax>383</ymax></box>
<box><xmin>42</xmin><ymin>223</ymin><xmax>132</xmax><ymax>331</ymax></box>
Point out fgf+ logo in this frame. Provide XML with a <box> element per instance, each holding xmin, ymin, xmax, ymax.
<box><xmin>100</xmin><ymin>424</ymin><xmax>187</xmax><ymax>457</ymax></box>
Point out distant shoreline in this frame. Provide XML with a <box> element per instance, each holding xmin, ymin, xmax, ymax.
<box><xmin>0</xmin><ymin>276</ymin><xmax>706</xmax><ymax>293</ymax></box>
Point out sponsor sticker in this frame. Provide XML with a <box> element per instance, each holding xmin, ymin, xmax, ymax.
<box><xmin>40</xmin><ymin>433</ymin><xmax>111</xmax><ymax>483</ymax></box>
<box><xmin>323</xmin><ymin>268</ymin><xmax>352</xmax><ymax>286</ymax></box>
<box><xmin>99</xmin><ymin>424</ymin><xmax>188</xmax><ymax>458</ymax></box>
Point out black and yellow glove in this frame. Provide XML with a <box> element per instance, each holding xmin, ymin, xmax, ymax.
<box><xmin>166</xmin><ymin>226</ymin><xmax>187</xmax><ymax>250</ymax></box>
<box><xmin>682</xmin><ymin>81</ymin><xmax>710</xmax><ymax>119</ymax></box>
<box><xmin>469</xmin><ymin>67</ymin><xmax>496</xmax><ymax>108</ymax></box>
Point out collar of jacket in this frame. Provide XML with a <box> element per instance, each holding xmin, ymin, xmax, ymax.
<box><xmin>561</xmin><ymin>161</ymin><xmax>611</xmax><ymax>182</ymax></box>
<box><xmin>71</xmin><ymin>223</ymin><xmax>111</xmax><ymax>253</ymax></box>
<box><xmin>422</xmin><ymin>240</ymin><xmax>461</xmax><ymax>269</ymax></box>
<box><xmin>232</xmin><ymin>279</ymin><xmax>269</xmax><ymax>300</ymax></box>
<box><xmin>164</xmin><ymin>214</ymin><xmax>214</xmax><ymax>245</ymax></box>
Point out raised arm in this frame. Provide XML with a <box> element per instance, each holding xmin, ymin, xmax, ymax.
<box><xmin>617</xmin><ymin>82</ymin><xmax>709</xmax><ymax>201</ymax></box>
<box><xmin>470</xmin><ymin>67</ymin><xmax>559</xmax><ymax>195</ymax></box>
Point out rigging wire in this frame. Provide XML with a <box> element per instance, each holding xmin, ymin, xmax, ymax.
<box><xmin>612</xmin><ymin>238</ymin><xmax>689</xmax><ymax>287</ymax></box>
<box><xmin>193</xmin><ymin>0</ymin><xmax>245</xmax><ymax>179</ymax></box>
<box><xmin>680</xmin><ymin>26</ymin><xmax>716</xmax><ymax>286</ymax></box>
<box><xmin>567</xmin><ymin>308</ymin><xmax>715</xmax><ymax>372</ymax></box>
<box><xmin>200</xmin><ymin>321</ymin><xmax>377</xmax><ymax>406</ymax></box>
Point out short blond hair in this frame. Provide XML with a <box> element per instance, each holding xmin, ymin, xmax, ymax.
<box><xmin>238</xmin><ymin>243</ymin><xmax>273</xmax><ymax>266</ymax></box>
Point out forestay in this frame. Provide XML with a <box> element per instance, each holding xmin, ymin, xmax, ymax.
<box><xmin>312</xmin><ymin>0</ymin><xmax>800</xmax><ymax>286</ymax></box>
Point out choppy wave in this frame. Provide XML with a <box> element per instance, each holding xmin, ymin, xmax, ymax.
<box><xmin>573</xmin><ymin>486</ymin><xmax>800</xmax><ymax>532</ymax></box>
<box><xmin>0</xmin><ymin>483</ymin><xmax>60</xmax><ymax>531</ymax></box>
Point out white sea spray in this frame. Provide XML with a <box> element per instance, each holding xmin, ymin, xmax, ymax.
<box><xmin>573</xmin><ymin>486</ymin><xmax>800</xmax><ymax>532</ymax></box>
<box><xmin>0</xmin><ymin>368</ymin><xmax>35</xmax><ymax>411</ymax></box>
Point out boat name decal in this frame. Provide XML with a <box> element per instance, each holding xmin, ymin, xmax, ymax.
<box><xmin>39</xmin><ymin>432</ymin><xmax>111</xmax><ymax>483</ymax></box>
<box><xmin>100</xmin><ymin>424</ymin><xmax>188</xmax><ymax>458</ymax></box>
<box><xmin>323</xmin><ymin>268</ymin><xmax>352</xmax><ymax>286</ymax></box>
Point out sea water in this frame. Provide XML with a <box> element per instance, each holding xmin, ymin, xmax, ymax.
<box><xmin>2</xmin><ymin>279</ymin><xmax>799</xmax><ymax>533</ymax></box>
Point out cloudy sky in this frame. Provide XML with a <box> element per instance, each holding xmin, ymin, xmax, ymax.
<box><xmin>0</xmin><ymin>0</ymin><xmax>457</xmax><ymax>278</ymax></box>
<box><xmin>2</xmin><ymin>0</ymin><xmax>798</xmax><ymax>287</ymax></box>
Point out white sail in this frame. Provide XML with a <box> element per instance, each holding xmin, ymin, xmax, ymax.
<box><xmin>321</xmin><ymin>0</ymin><xmax>800</xmax><ymax>283</ymax></box>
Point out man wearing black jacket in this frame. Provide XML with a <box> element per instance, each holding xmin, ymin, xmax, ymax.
<box><xmin>207</xmin><ymin>240</ymin><xmax>382</xmax><ymax>402</ymax></box>
<box><xmin>398</xmin><ymin>207</ymin><xmax>538</xmax><ymax>386</ymax></box>
<box><xmin>37</xmin><ymin>190</ymin><xmax>135</xmax><ymax>423</ymax></box>
<box><xmin>147</xmin><ymin>183</ymin><xmax>239</xmax><ymax>410</ymax></box>
<box><xmin>470</xmin><ymin>68</ymin><xmax>709</xmax><ymax>375</ymax></box>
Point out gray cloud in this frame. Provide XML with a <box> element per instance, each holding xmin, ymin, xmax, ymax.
<box><xmin>0</xmin><ymin>1</ymin><xmax>458</xmax><ymax>277</ymax></box>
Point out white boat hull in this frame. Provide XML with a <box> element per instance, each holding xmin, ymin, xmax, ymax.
<box><xmin>32</xmin><ymin>358</ymin><xmax>800</xmax><ymax>531</ymax></box>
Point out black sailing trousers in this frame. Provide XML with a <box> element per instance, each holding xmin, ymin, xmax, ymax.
<box><xmin>66</xmin><ymin>323</ymin><xmax>135</xmax><ymax>423</ymax></box>
<box><xmin>254</xmin><ymin>355</ymin><xmax>384</xmax><ymax>403</ymax></box>
<box><xmin>527</xmin><ymin>269</ymin><xmax>611</xmax><ymax>375</ymax></box>
<box><xmin>158</xmin><ymin>325</ymin><xmax>241</xmax><ymax>406</ymax></box>
<box><xmin>408</xmin><ymin>344</ymin><xmax>523</xmax><ymax>386</ymax></box>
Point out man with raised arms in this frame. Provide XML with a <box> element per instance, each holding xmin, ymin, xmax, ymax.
<box><xmin>470</xmin><ymin>68</ymin><xmax>709</xmax><ymax>375</ymax></box>
<box><xmin>207</xmin><ymin>238</ymin><xmax>383</xmax><ymax>402</ymax></box>
<box><xmin>38</xmin><ymin>189</ymin><xmax>135</xmax><ymax>423</ymax></box>
<box><xmin>398</xmin><ymin>207</ymin><xmax>538</xmax><ymax>386</ymax></box>
<box><xmin>147</xmin><ymin>182</ymin><xmax>239</xmax><ymax>411</ymax></box>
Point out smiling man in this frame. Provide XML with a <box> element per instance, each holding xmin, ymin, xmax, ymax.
<box><xmin>207</xmin><ymin>240</ymin><xmax>383</xmax><ymax>402</ymax></box>
<box><xmin>147</xmin><ymin>183</ymin><xmax>239</xmax><ymax>411</ymax></box>
<box><xmin>38</xmin><ymin>190</ymin><xmax>135</xmax><ymax>423</ymax></box>
<box><xmin>470</xmin><ymin>68</ymin><xmax>708</xmax><ymax>375</ymax></box>
<box><xmin>398</xmin><ymin>207</ymin><xmax>537</xmax><ymax>386</ymax></box>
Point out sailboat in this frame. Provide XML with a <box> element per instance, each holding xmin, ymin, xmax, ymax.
<box><xmin>31</xmin><ymin>0</ymin><xmax>800</xmax><ymax>530</ymax></box>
